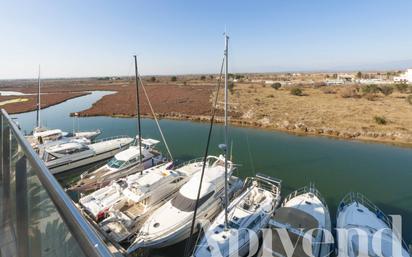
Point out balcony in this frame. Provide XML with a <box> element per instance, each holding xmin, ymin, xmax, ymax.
<box><xmin>0</xmin><ymin>109</ymin><xmax>119</xmax><ymax>257</ymax></box>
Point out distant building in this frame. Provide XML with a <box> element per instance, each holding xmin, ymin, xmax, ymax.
<box><xmin>338</xmin><ymin>74</ymin><xmax>354</xmax><ymax>82</ymax></box>
<box><xmin>326</xmin><ymin>79</ymin><xmax>345</xmax><ymax>85</ymax></box>
<box><xmin>394</xmin><ymin>69</ymin><xmax>412</xmax><ymax>83</ymax></box>
<box><xmin>356</xmin><ymin>78</ymin><xmax>388</xmax><ymax>85</ymax></box>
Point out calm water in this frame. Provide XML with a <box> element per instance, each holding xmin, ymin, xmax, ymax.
<box><xmin>11</xmin><ymin>91</ymin><xmax>412</xmax><ymax>250</ymax></box>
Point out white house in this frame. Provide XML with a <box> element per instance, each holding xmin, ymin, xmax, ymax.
<box><xmin>394</xmin><ymin>69</ymin><xmax>412</xmax><ymax>83</ymax></box>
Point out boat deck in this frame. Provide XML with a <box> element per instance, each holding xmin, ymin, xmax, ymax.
<box><xmin>122</xmin><ymin>202</ymin><xmax>145</xmax><ymax>219</ymax></box>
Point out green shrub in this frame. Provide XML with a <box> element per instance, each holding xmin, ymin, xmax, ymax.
<box><xmin>228</xmin><ymin>82</ymin><xmax>235</xmax><ymax>94</ymax></box>
<box><xmin>271</xmin><ymin>83</ymin><xmax>282</xmax><ymax>90</ymax></box>
<box><xmin>374</xmin><ymin>116</ymin><xmax>387</xmax><ymax>125</ymax></box>
<box><xmin>150</xmin><ymin>76</ymin><xmax>156</xmax><ymax>82</ymax></box>
<box><xmin>200</xmin><ymin>75</ymin><xmax>206</xmax><ymax>80</ymax></box>
<box><xmin>361</xmin><ymin>84</ymin><xmax>380</xmax><ymax>94</ymax></box>
<box><xmin>171</xmin><ymin>76</ymin><xmax>177</xmax><ymax>82</ymax></box>
<box><xmin>379</xmin><ymin>85</ymin><xmax>393</xmax><ymax>96</ymax></box>
<box><xmin>395</xmin><ymin>83</ymin><xmax>408</xmax><ymax>93</ymax></box>
<box><xmin>290</xmin><ymin>87</ymin><xmax>303</xmax><ymax>96</ymax></box>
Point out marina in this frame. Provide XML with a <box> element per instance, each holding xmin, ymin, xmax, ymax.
<box><xmin>8</xmin><ymin>89</ymin><xmax>412</xmax><ymax>255</ymax></box>
<box><xmin>2</xmin><ymin>2</ymin><xmax>412</xmax><ymax>256</ymax></box>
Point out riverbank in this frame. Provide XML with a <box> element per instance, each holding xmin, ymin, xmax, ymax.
<box><xmin>2</xmin><ymin>77</ymin><xmax>412</xmax><ymax>147</ymax></box>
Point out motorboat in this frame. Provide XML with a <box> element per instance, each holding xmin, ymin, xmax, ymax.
<box><xmin>41</xmin><ymin>135</ymin><xmax>134</xmax><ymax>174</ymax></box>
<box><xmin>258</xmin><ymin>184</ymin><xmax>332</xmax><ymax>257</ymax></box>
<box><xmin>69</xmin><ymin>137</ymin><xmax>166</xmax><ymax>194</ymax></box>
<box><xmin>78</xmin><ymin>156</ymin><xmax>212</xmax><ymax>222</ymax></box>
<box><xmin>126</xmin><ymin>155</ymin><xmax>243</xmax><ymax>253</ymax></box>
<box><xmin>27</xmin><ymin>127</ymin><xmax>101</xmax><ymax>149</ymax></box>
<box><xmin>194</xmin><ymin>173</ymin><xmax>282</xmax><ymax>257</ymax></box>
<box><xmin>97</xmin><ymin>159</ymin><xmax>203</xmax><ymax>244</ymax></box>
<box><xmin>336</xmin><ymin>192</ymin><xmax>410</xmax><ymax>257</ymax></box>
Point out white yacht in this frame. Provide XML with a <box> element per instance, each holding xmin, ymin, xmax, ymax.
<box><xmin>194</xmin><ymin>174</ymin><xmax>282</xmax><ymax>257</ymax></box>
<box><xmin>97</xmin><ymin>159</ymin><xmax>204</xmax><ymax>244</ymax></box>
<box><xmin>78</xmin><ymin>157</ymin><xmax>208</xmax><ymax>222</ymax></box>
<box><xmin>27</xmin><ymin>127</ymin><xmax>101</xmax><ymax>149</ymax></box>
<box><xmin>126</xmin><ymin>155</ymin><xmax>243</xmax><ymax>253</ymax></box>
<box><xmin>41</xmin><ymin>135</ymin><xmax>134</xmax><ymax>174</ymax></box>
<box><xmin>70</xmin><ymin>137</ymin><xmax>166</xmax><ymax>194</ymax></box>
<box><xmin>259</xmin><ymin>185</ymin><xmax>332</xmax><ymax>257</ymax></box>
<box><xmin>336</xmin><ymin>192</ymin><xmax>410</xmax><ymax>257</ymax></box>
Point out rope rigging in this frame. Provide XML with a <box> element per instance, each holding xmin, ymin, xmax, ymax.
<box><xmin>183</xmin><ymin>56</ymin><xmax>226</xmax><ymax>257</ymax></box>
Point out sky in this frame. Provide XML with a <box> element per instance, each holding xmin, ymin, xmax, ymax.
<box><xmin>1</xmin><ymin>0</ymin><xmax>412</xmax><ymax>79</ymax></box>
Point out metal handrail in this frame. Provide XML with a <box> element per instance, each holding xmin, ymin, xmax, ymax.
<box><xmin>2</xmin><ymin>109</ymin><xmax>114</xmax><ymax>257</ymax></box>
<box><xmin>283</xmin><ymin>184</ymin><xmax>329</xmax><ymax>212</ymax></box>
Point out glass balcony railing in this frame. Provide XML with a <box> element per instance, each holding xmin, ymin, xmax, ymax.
<box><xmin>0</xmin><ymin>109</ymin><xmax>115</xmax><ymax>257</ymax></box>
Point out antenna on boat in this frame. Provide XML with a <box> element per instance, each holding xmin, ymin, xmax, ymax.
<box><xmin>133</xmin><ymin>55</ymin><xmax>143</xmax><ymax>174</ymax></box>
<box><xmin>223</xmin><ymin>33</ymin><xmax>229</xmax><ymax>230</ymax></box>
<box><xmin>36</xmin><ymin>65</ymin><xmax>41</xmax><ymax>128</ymax></box>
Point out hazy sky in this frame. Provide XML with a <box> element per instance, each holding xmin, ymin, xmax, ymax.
<box><xmin>1</xmin><ymin>0</ymin><xmax>412</xmax><ymax>79</ymax></box>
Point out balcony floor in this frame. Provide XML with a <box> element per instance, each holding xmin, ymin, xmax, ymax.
<box><xmin>0</xmin><ymin>183</ymin><xmax>17</xmax><ymax>257</ymax></box>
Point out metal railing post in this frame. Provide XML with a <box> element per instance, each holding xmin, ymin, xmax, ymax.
<box><xmin>2</xmin><ymin>119</ymin><xmax>10</xmax><ymax>217</ymax></box>
<box><xmin>16</xmin><ymin>155</ymin><xmax>28</xmax><ymax>257</ymax></box>
<box><xmin>0</xmin><ymin>114</ymin><xmax>2</xmax><ymax>183</ymax></box>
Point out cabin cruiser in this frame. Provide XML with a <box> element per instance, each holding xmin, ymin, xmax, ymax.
<box><xmin>194</xmin><ymin>174</ymin><xmax>282</xmax><ymax>257</ymax></box>
<box><xmin>69</xmin><ymin>137</ymin><xmax>166</xmax><ymax>194</ymax></box>
<box><xmin>336</xmin><ymin>192</ymin><xmax>410</xmax><ymax>257</ymax></box>
<box><xmin>27</xmin><ymin>127</ymin><xmax>101</xmax><ymax>150</ymax></box>
<box><xmin>258</xmin><ymin>185</ymin><xmax>332</xmax><ymax>257</ymax></box>
<box><xmin>97</xmin><ymin>159</ymin><xmax>204</xmax><ymax>244</ymax></box>
<box><xmin>78</xmin><ymin>156</ymin><xmax>213</xmax><ymax>222</ymax></box>
<box><xmin>41</xmin><ymin>135</ymin><xmax>133</xmax><ymax>174</ymax></box>
<box><xmin>126</xmin><ymin>155</ymin><xmax>243</xmax><ymax>253</ymax></box>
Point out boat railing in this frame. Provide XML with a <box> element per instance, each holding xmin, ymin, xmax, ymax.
<box><xmin>244</xmin><ymin>173</ymin><xmax>282</xmax><ymax>196</ymax></box>
<box><xmin>339</xmin><ymin>192</ymin><xmax>409</xmax><ymax>251</ymax></box>
<box><xmin>93</xmin><ymin>135</ymin><xmax>132</xmax><ymax>144</ymax></box>
<box><xmin>173</xmin><ymin>156</ymin><xmax>207</xmax><ymax>169</ymax></box>
<box><xmin>283</xmin><ymin>183</ymin><xmax>329</xmax><ymax>211</ymax></box>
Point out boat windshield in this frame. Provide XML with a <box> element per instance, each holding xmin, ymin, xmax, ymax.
<box><xmin>107</xmin><ymin>158</ymin><xmax>126</xmax><ymax>169</ymax></box>
<box><xmin>171</xmin><ymin>191</ymin><xmax>214</xmax><ymax>212</ymax></box>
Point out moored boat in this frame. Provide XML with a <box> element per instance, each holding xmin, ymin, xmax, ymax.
<box><xmin>69</xmin><ymin>137</ymin><xmax>166</xmax><ymax>194</ymax></box>
<box><xmin>194</xmin><ymin>173</ymin><xmax>282</xmax><ymax>257</ymax></box>
<box><xmin>41</xmin><ymin>135</ymin><xmax>134</xmax><ymax>174</ymax></box>
<box><xmin>126</xmin><ymin>155</ymin><xmax>243</xmax><ymax>253</ymax></box>
<box><xmin>336</xmin><ymin>192</ymin><xmax>410</xmax><ymax>257</ymax></box>
<box><xmin>258</xmin><ymin>184</ymin><xmax>332</xmax><ymax>257</ymax></box>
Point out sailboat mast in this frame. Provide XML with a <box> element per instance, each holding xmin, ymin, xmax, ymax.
<box><xmin>133</xmin><ymin>55</ymin><xmax>143</xmax><ymax>173</ymax></box>
<box><xmin>36</xmin><ymin>65</ymin><xmax>41</xmax><ymax>128</ymax></box>
<box><xmin>224</xmin><ymin>34</ymin><xmax>229</xmax><ymax>229</ymax></box>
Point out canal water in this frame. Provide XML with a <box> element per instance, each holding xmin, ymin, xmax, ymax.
<box><xmin>11</xmin><ymin>91</ymin><xmax>412</xmax><ymax>252</ymax></box>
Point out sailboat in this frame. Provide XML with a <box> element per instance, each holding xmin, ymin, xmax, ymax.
<box><xmin>336</xmin><ymin>192</ymin><xmax>410</xmax><ymax>257</ymax></box>
<box><xmin>126</xmin><ymin>34</ymin><xmax>245</xmax><ymax>254</ymax></box>
<box><xmin>193</xmin><ymin>35</ymin><xmax>282</xmax><ymax>257</ymax></box>
<box><xmin>26</xmin><ymin>66</ymin><xmax>101</xmax><ymax>149</ymax></box>
<box><xmin>69</xmin><ymin>56</ymin><xmax>167</xmax><ymax>193</ymax></box>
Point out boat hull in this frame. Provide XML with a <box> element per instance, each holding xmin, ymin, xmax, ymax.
<box><xmin>48</xmin><ymin>146</ymin><xmax>128</xmax><ymax>175</ymax></box>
